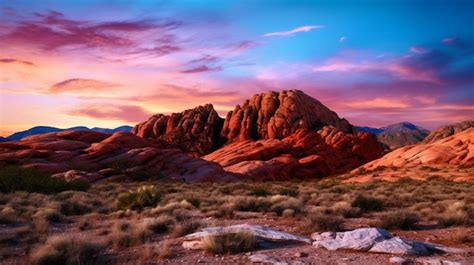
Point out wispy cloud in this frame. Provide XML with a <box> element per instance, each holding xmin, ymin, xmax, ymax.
<box><xmin>180</xmin><ymin>65</ymin><xmax>222</xmax><ymax>74</ymax></box>
<box><xmin>68</xmin><ymin>104</ymin><xmax>151</xmax><ymax>122</ymax></box>
<box><xmin>0</xmin><ymin>58</ymin><xmax>35</xmax><ymax>66</ymax></box>
<box><xmin>264</xmin><ymin>25</ymin><xmax>323</xmax><ymax>37</ymax></box>
<box><xmin>339</xmin><ymin>36</ymin><xmax>347</xmax><ymax>43</ymax></box>
<box><xmin>49</xmin><ymin>78</ymin><xmax>117</xmax><ymax>94</ymax></box>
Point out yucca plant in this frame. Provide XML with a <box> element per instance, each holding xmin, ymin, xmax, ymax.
<box><xmin>117</xmin><ymin>186</ymin><xmax>161</xmax><ymax>211</ymax></box>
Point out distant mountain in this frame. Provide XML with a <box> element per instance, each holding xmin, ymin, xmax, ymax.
<box><xmin>355</xmin><ymin>122</ymin><xmax>429</xmax><ymax>150</ymax></box>
<box><xmin>4</xmin><ymin>125</ymin><xmax>133</xmax><ymax>141</ymax></box>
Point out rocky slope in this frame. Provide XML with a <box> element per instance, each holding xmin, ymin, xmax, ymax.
<box><xmin>359</xmin><ymin>128</ymin><xmax>473</xmax><ymax>169</ymax></box>
<box><xmin>356</xmin><ymin>122</ymin><xmax>429</xmax><ymax>150</ymax></box>
<box><xmin>422</xmin><ymin>119</ymin><xmax>474</xmax><ymax>144</ymax></box>
<box><xmin>203</xmin><ymin>127</ymin><xmax>384</xmax><ymax>180</ymax></box>
<box><xmin>132</xmin><ymin>104</ymin><xmax>224</xmax><ymax>155</ymax></box>
<box><xmin>0</xmin><ymin>131</ymin><xmax>236</xmax><ymax>182</ymax></box>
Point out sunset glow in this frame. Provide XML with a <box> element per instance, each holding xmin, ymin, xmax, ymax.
<box><xmin>1</xmin><ymin>0</ymin><xmax>473</xmax><ymax>136</ymax></box>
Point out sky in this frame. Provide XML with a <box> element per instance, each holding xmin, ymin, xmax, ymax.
<box><xmin>0</xmin><ymin>0</ymin><xmax>473</xmax><ymax>136</ymax></box>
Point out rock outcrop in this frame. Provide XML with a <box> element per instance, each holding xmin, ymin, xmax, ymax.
<box><xmin>204</xmin><ymin>127</ymin><xmax>384</xmax><ymax>180</ymax></box>
<box><xmin>422</xmin><ymin>119</ymin><xmax>474</xmax><ymax>144</ymax></box>
<box><xmin>312</xmin><ymin>228</ymin><xmax>463</xmax><ymax>256</ymax></box>
<box><xmin>220</xmin><ymin>90</ymin><xmax>353</xmax><ymax>142</ymax></box>
<box><xmin>0</xmin><ymin>131</ymin><xmax>236</xmax><ymax>182</ymax></box>
<box><xmin>132</xmin><ymin>90</ymin><xmax>354</xmax><ymax>155</ymax></box>
<box><xmin>132</xmin><ymin>104</ymin><xmax>224</xmax><ymax>155</ymax></box>
<box><xmin>359</xmin><ymin>128</ymin><xmax>474</xmax><ymax>169</ymax></box>
<box><xmin>182</xmin><ymin>224</ymin><xmax>311</xmax><ymax>250</ymax></box>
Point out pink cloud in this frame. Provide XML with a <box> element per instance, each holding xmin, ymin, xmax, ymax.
<box><xmin>68</xmin><ymin>104</ymin><xmax>152</xmax><ymax>122</ymax></box>
<box><xmin>49</xmin><ymin>79</ymin><xmax>117</xmax><ymax>93</ymax></box>
<box><xmin>0</xmin><ymin>58</ymin><xmax>35</xmax><ymax>66</ymax></box>
<box><xmin>180</xmin><ymin>65</ymin><xmax>222</xmax><ymax>74</ymax></box>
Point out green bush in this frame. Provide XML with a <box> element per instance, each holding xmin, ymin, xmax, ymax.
<box><xmin>0</xmin><ymin>165</ymin><xmax>89</xmax><ymax>194</ymax></box>
<box><xmin>117</xmin><ymin>186</ymin><xmax>161</xmax><ymax>211</ymax></box>
<box><xmin>351</xmin><ymin>195</ymin><xmax>384</xmax><ymax>212</ymax></box>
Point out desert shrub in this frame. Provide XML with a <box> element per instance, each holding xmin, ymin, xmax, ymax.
<box><xmin>380</xmin><ymin>211</ymin><xmax>419</xmax><ymax>230</ymax></box>
<box><xmin>109</xmin><ymin>220</ymin><xmax>152</xmax><ymax>249</ymax></box>
<box><xmin>0</xmin><ymin>206</ymin><xmax>16</xmax><ymax>224</ymax></box>
<box><xmin>151</xmin><ymin>200</ymin><xmax>193</xmax><ymax>215</ymax></box>
<box><xmin>269</xmin><ymin>196</ymin><xmax>304</xmax><ymax>216</ymax></box>
<box><xmin>117</xmin><ymin>186</ymin><xmax>161</xmax><ymax>211</ymax></box>
<box><xmin>171</xmin><ymin>220</ymin><xmax>203</xmax><ymax>238</ymax></box>
<box><xmin>351</xmin><ymin>195</ymin><xmax>383</xmax><ymax>212</ymax></box>
<box><xmin>436</xmin><ymin>201</ymin><xmax>472</xmax><ymax>226</ymax></box>
<box><xmin>229</xmin><ymin>196</ymin><xmax>271</xmax><ymax>212</ymax></box>
<box><xmin>158</xmin><ymin>240</ymin><xmax>174</xmax><ymax>260</ymax></box>
<box><xmin>0</xmin><ymin>165</ymin><xmax>89</xmax><ymax>194</ymax></box>
<box><xmin>249</xmin><ymin>186</ymin><xmax>270</xmax><ymax>197</ymax></box>
<box><xmin>60</xmin><ymin>201</ymin><xmax>92</xmax><ymax>216</ymax></box>
<box><xmin>30</xmin><ymin>235</ymin><xmax>105</xmax><ymax>265</ymax></box>
<box><xmin>206</xmin><ymin>203</ymin><xmax>235</xmax><ymax>218</ymax></box>
<box><xmin>331</xmin><ymin>201</ymin><xmax>360</xmax><ymax>218</ymax></box>
<box><xmin>33</xmin><ymin>208</ymin><xmax>63</xmax><ymax>222</ymax></box>
<box><xmin>202</xmin><ymin>231</ymin><xmax>256</xmax><ymax>254</ymax></box>
<box><xmin>308</xmin><ymin>214</ymin><xmax>344</xmax><ymax>232</ymax></box>
<box><xmin>146</xmin><ymin>215</ymin><xmax>175</xmax><ymax>234</ymax></box>
<box><xmin>279</xmin><ymin>188</ymin><xmax>299</xmax><ymax>197</ymax></box>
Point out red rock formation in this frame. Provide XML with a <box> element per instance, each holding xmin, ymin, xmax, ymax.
<box><xmin>220</xmin><ymin>90</ymin><xmax>353</xmax><ymax>142</ymax></box>
<box><xmin>203</xmin><ymin>127</ymin><xmax>384</xmax><ymax>180</ymax></box>
<box><xmin>0</xmin><ymin>131</ymin><xmax>236</xmax><ymax>182</ymax></box>
<box><xmin>132</xmin><ymin>104</ymin><xmax>224</xmax><ymax>155</ymax></box>
<box><xmin>358</xmin><ymin>128</ymin><xmax>474</xmax><ymax>169</ymax></box>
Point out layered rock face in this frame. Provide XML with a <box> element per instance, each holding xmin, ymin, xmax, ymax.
<box><xmin>0</xmin><ymin>131</ymin><xmax>236</xmax><ymax>182</ymax></box>
<box><xmin>132</xmin><ymin>104</ymin><xmax>224</xmax><ymax>155</ymax></box>
<box><xmin>359</xmin><ymin>128</ymin><xmax>474</xmax><ymax>169</ymax></box>
<box><xmin>422</xmin><ymin>119</ymin><xmax>474</xmax><ymax>144</ymax></box>
<box><xmin>204</xmin><ymin>127</ymin><xmax>384</xmax><ymax>180</ymax></box>
<box><xmin>220</xmin><ymin>90</ymin><xmax>353</xmax><ymax>142</ymax></box>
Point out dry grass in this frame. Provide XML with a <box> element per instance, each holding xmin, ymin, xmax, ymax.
<box><xmin>202</xmin><ymin>231</ymin><xmax>256</xmax><ymax>254</ymax></box>
<box><xmin>379</xmin><ymin>211</ymin><xmax>419</xmax><ymax>230</ymax></box>
<box><xmin>307</xmin><ymin>214</ymin><xmax>344</xmax><ymax>232</ymax></box>
<box><xmin>30</xmin><ymin>235</ymin><xmax>106</xmax><ymax>265</ymax></box>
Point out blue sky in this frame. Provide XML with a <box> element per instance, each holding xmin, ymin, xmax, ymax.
<box><xmin>0</xmin><ymin>0</ymin><xmax>473</xmax><ymax>135</ymax></box>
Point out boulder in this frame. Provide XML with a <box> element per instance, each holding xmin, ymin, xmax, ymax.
<box><xmin>182</xmin><ymin>224</ymin><xmax>311</xmax><ymax>250</ymax></box>
<box><xmin>312</xmin><ymin>228</ymin><xmax>464</xmax><ymax>256</ymax></box>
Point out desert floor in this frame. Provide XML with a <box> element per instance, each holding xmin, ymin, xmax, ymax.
<box><xmin>1</xmin><ymin>166</ymin><xmax>473</xmax><ymax>264</ymax></box>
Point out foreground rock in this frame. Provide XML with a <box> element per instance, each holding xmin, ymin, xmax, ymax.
<box><xmin>0</xmin><ymin>131</ymin><xmax>236</xmax><ymax>182</ymax></box>
<box><xmin>182</xmin><ymin>224</ymin><xmax>311</xmax><ymax>250</ymax></box>
<box><xmin>357</xmin><ymin>128</ymin><xmax>474</xmax><ymax>170</ymax></box>
<box><xmin>312</xmin><ymin>228</ymin><xmax>464</xmax><ymax>256</ymax></box>
<box><xmin>204</xmin><ymin>127</ymin><xmax>384</xmax><ymax>180</ymax></box>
